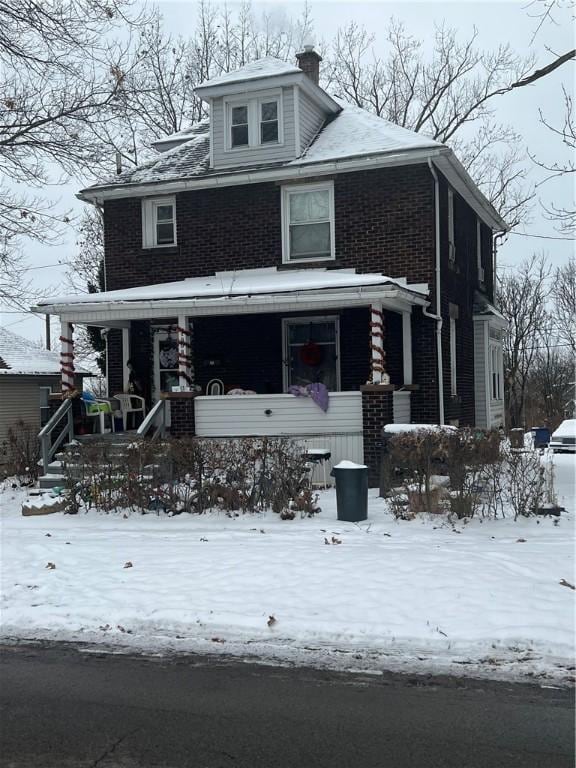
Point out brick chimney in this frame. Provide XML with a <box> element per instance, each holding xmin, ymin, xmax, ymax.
<box><xmin>296</xmin><ymin>44</ymin><xmax>322</xmax><ymax>86</ymax></box>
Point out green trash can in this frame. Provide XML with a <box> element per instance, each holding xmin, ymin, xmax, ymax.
<box><xmin>330</xmin><ymin>460</ymin><xmax>368</xmax><ymax>522</ymax></box>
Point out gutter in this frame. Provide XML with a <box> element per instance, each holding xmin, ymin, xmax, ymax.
<box><xmin>426</xmin><ymin>158</ymin><xmax>445</xmax><ymax>425</ymax></box>
<box><xmin>34</xmin><ymin>285</ymin><xmax>429</xmax><ymax>317</ymax></box>
<box><xmin>77</xmin><ymin>148</ymin><xmax>447</xmax><ymax>203</ymax></box>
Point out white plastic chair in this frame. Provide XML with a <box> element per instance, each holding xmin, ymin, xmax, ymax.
<box><xmin>114</xmin><ymin>394</ymin><xmax>146</xmax><ymax>430</ymax></box>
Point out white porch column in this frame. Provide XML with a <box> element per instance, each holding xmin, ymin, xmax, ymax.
<box><xmin>177</xmin><ymin>314</ymin><xmax>193</xmax><ymax>389</ymax></box>
<box><xmin>122</xmin><ymin>327</ymin><xmax>130</xmax><ymax>392</ymax></box>
<box><xmin>402</xmin><ymin>311</ymin><xmax>413</xmax><ymax>386</ymax></box>
<box><xmin>370</xmin><ymin>303</ymin><xmax>387</xmax><ymax>384</ymax></box>
<box><xmin>59</xmin><ymin>320</ymin><xmax>75</xmax><ymax>393</ymax></box>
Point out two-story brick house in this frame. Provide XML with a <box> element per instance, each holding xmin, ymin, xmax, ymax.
<box><xmin>37</xmin><ymin>48</ymin><xmax>507</xmax><ymax>483</ymax></box>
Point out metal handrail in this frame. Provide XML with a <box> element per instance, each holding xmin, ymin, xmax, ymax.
<box><xmin>38</xmin><ymin>398</ymin><xmax>74</xmax><ymax>474</ymax></box>
<box><xmin>137</xmin><ymin>399</ymin><xmax>167</xmax><ymax>441</ymax></box>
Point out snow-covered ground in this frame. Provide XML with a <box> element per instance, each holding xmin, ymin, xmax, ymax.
<box><xmin>1</xmin><ymin>454</ymin><xmax>574</xmax><ymax>685</ymax></box>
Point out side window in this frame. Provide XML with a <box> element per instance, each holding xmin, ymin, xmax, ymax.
<box><xmin>448</xmin><ymin>188</ymin><xmax>455</xmax><ymax>264</ymax></box>
<box><xmin>477</xmin><ymin>219</ymin><xmax>485</xmax><ymax>283</ymax></box>
<box><xmin>282</xmin><ymin>183</ymin><xmax>335</xmax><ymax>263</ymax></box>
<box><xmin>142</xmin><ymin>197</ymin><xmax>176</xmax><ymax>248</ymax></box>
<box><xmin>449</xmin><ymin>303</ymin><xmax>459</xmax><ymax>396</ymax></box>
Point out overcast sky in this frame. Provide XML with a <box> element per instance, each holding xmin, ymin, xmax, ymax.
<box><xmin>2</xmin><ymin>0</ymin><xmax>573</xmax><ymax>343</ymax></box>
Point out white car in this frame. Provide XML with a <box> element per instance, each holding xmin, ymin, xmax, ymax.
<box><xmin>550</xmin><ymin>419</ymin><xmax>576</xmax><ymax>453</ymax></box>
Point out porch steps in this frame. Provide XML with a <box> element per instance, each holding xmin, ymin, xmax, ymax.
<box><xmin>38</xmin><ymin>473</ymin><xmax>66</xmax><ymax>490</ymax></box>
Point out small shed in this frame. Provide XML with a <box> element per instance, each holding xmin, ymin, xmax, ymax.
<box><xmin>0</xmin><ymin>327</ymin><xmax>88</xmax><ymax>463</ymax></box>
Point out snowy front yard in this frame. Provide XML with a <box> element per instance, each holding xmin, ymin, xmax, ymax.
<box><xmin>1</xmin><ymin>455</ymin><xmax>574</xmax><ymax>684</ymax></box>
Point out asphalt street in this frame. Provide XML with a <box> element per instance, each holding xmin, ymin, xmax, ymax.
<box><xmin>0</xmin><ymin>643</ymin><xmax>574</xmax><ymax>768</ymax></box>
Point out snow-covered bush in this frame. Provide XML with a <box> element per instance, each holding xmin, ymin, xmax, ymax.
<box><xmin>62</xmin><ymin>436</ymin><xmax>312</xmax><ymax>516</ymax></box>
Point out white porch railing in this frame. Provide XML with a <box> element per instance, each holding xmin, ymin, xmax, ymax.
<box><xmin>194</xmin><ymin>392</ymin><xmax>364</xmax><ymax>478</ymax></box>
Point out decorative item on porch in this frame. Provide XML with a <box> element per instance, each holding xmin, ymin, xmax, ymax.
<box><xmin>59</xmin><ymin>325</ymin><xmax>75</xmax><ymax>392</ymax></box>
<box><xmin>288</xmin><ymin>382</ymin><xmax>329</xmax><ymax>412</ymax></box>
<box><xmin>176</xmin><ymin>322</ymin><xmax>194</xmax><ymax>387</ymax></box>
<box><xmin>369</xmin><ymin>305</ymin><xmax>389</xmax><ymax>385</ymax></box>
<box><xmin>299</xmin><ymin>340</ymin><xmax>323</xmax><ymax>367</ymax></box>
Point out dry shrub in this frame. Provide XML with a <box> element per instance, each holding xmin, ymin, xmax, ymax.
<box><xmin>502</xmin><ymin>444</ymin><xmax>545</xmax><ymax>519</ymax></box>
<box><xmin>2</xmin><ymin>419</ymin><xmax>41</xmax><ymax>483</ymax></box>
<box><xmin>382</xmin><ymin>428</ymin><xmax>504</xmax><ymax>519</ymax></box>
<box><xmin>63</xmin><ymin>436</ymin><xmax>313</xmax><ymax>516</ymax></box>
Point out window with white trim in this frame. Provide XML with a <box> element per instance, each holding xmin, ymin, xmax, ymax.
<box><xmin>225</xmin><ymin>92</ymin><xmax>282</xmax><ymax>150</ymax></box>
<box><xmin>282</xmin><ymin>183</ymin><xmax>335</xmax><ymax>263</ymax></box>
<box><xmin>450</xmin><ymin>316</ymin><xmax>457</xmax><ymax>396</ymax></box>
<box><xmin>448</xmin><ymin>188</ymin><xmax>455</xmax><ymax>264</ymax></box>
<box><xmin>477</xmin><ymin>219</ymin><xmax>485</xmax><ymax>283</ymax></box>
<box><xmin>282</xmin><ymin>316</ymin><xmax>340</xmax><ymax>391</ymax></box>
<box><xmin>489</xmin><ymin>341</ymin><xmax>503</xmax><ymax>400</ymax></box>
<box><xmin>142</xmin><ymin>196</ymin><xmax>176</xmax><ymax>248</ymax></box>
<box><xmin>260</xmin><ymin>100</ymin><xmax>279</xmax><ymax>143</ymax></box>
<box><xmin>230</xmin><ymin>104</ymin><xmax>249</xmax><ymax>147</ymax></box>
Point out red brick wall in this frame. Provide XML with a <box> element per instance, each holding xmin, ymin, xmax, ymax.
<box><xmin>104</xmin><ymin>165</ymin><xmax>436</xmax><ymax>291</ymax></box>
<box><xmin>361</xmin><ymin>387</ymin><xmax>394</xmax><ymax>486</ymax></box>
<box><xmin>103</xmin><ymin>163</ymin><xmax>490</xmax><ymax>426</ymax></box>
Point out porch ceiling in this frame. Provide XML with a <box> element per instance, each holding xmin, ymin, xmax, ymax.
<box><xmin>34</xmin><ymin>268</ymin><xmax>429</xmax><ymax>323</ymax></box>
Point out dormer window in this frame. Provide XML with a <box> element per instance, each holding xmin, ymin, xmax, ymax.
<box><xmin>260</xmin><ymin>100</ymin><xmax>278</xmax><ymax>143</ymax></box>
<box><xmin>231</xmin><ymin>105</ymin><xmax>249</xmax><ymax>147</ymax></box>
<box><xmin>224</xmin><ymin>91</ymin><xmax>282</xmax><ymax>151</ymax></box>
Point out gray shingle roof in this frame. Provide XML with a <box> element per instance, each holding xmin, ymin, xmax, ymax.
<box><xmin>84</xmin><ymin>104</ymin><xmax>442</xmax><ymax>192</ymax></box>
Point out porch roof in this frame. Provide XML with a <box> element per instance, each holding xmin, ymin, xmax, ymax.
<box><xmin>34</xmin><ymin>268</ymin><xmax>429</xmax><ymax>322</ymax></box>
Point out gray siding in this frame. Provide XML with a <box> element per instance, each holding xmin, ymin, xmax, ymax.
<box><xmin>473</xmin><ymin>320</ymin><xmax>488</xmax><ymax>428</ymax></box>
<box><xmin>0</xmin><ymin>375</ymin><xmax>60</xmax><ymax>462</ymax></box>
<box><xmin>298</xmin><ymin>88</ymin><xmax>325</xmax><ymax>153</ymax></box>
<box><xmin>212</xmin><ymin>87</ymin><xmax>296</xmax><ymax>169</ymax></box>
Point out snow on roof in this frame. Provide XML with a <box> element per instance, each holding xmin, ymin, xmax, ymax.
<box><xmin>83</xmin><ymin>103</ymin><xmax>441</xmax><ymax>191</ymax></box>
<box><xmin>38</xmin><ymin>268</ymin><xmax>428</xmax><ymax>308</ymax></box>
<box><xmin>197</xmin><ymin>57</ymin><xmax>301</xmax><ymax>89</ymax></box>
<box><xmin>0</xmin><ymin>327</ymin><xmax>60</xmax><ymax>376</ymax></box>
<box><xmin>293</xmin><ymin>102</ymin><xmax>441</xmax><ymax>164</ymax></box>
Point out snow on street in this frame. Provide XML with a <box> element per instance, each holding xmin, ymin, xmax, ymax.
<box><xmin>1</xmin><ymin>454</ymin><xmax>574</xmax><ymax>684</ymax></box>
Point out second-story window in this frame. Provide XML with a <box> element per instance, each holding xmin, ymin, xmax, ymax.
<box><xmin>231</xmin><ymin>105</ymin><xmax>249</xmax><ymax>147</ymax></box>
<box><xmin>260</xmin><ymin>100</ymin><xmax>279</xmax><ymax>143</ymax></box>
<box><xmin>282</xmin><ymin>182</ymin><xmax>335</xmax><ymax>263</ymax></box>
<box><xmin>142</xmin><ymin>196</ymin><xmax>177</xmax><ymax>248</ymax></box>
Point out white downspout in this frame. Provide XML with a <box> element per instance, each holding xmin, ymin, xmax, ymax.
<box><xmin>425</xmin><ymin>158</ymin><xmax>445</xmax><ymax>425</ymax></box>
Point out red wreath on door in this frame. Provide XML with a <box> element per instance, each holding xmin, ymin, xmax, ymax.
<box><xmin>300</xmin><ymin>341</ymin><xmax>324</xmax><ymax>367</ymax></box>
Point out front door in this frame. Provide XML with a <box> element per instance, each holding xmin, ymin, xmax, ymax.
<box><xmin>153</xmin><ymin>327</ymin><xmax>179</xmax><ymax>401</ymax></box>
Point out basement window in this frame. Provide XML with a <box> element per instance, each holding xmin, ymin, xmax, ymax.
<box><xmin>142</xmin><ymin>196</ymin><xmax>176</xmax><ymax>248</ymax></box>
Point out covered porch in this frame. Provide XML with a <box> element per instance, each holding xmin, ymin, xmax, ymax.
<box><xmin>36</xmin><ymin>268</ymin><xmax>430</xmax><ymax>482</ymax></box>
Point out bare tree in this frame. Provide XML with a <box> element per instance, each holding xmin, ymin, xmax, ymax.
<box><xmin>497</xmin><ymin>255</ymin><xmax>552</xmax><ymax>427</ymax></box>
<box><xmin>551</xmin><ymin>257</ymin><xmax>576</xmax><ymax>354</ymax></box>
<box><xmin>66</xmin><ymin>207</ymin><xmax>106</xmax><ymax>372</ymax></box>
<box><xmin>0</xmin><ymin>0</ymin><xmax>144</xmax><ymax>306</ymax></box>
<box><xmin>524</xmin><ymin>345</ymin><xmax>574</xmax><ymax>427</ymax></box>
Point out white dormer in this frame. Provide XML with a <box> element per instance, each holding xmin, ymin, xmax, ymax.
<box><xmin>195</xmin><ymin>52</ymin><xmax>341</xmax><ymax>170</ymax></box>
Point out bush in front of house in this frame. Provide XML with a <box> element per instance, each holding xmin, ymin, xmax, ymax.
<box><xmin>382</xmin><ymin>427</ymin><xmax>547</xmax><ymax>520</ymax></box>
<box><xmin>1</xmin><ymin>419</ymin><xmax>41</xmax><ymax>483</ymax></box>
<box><xmin>62</xmin><ymin>436</ymin><xmax>316</xmax><ymax>517</ymax></box>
